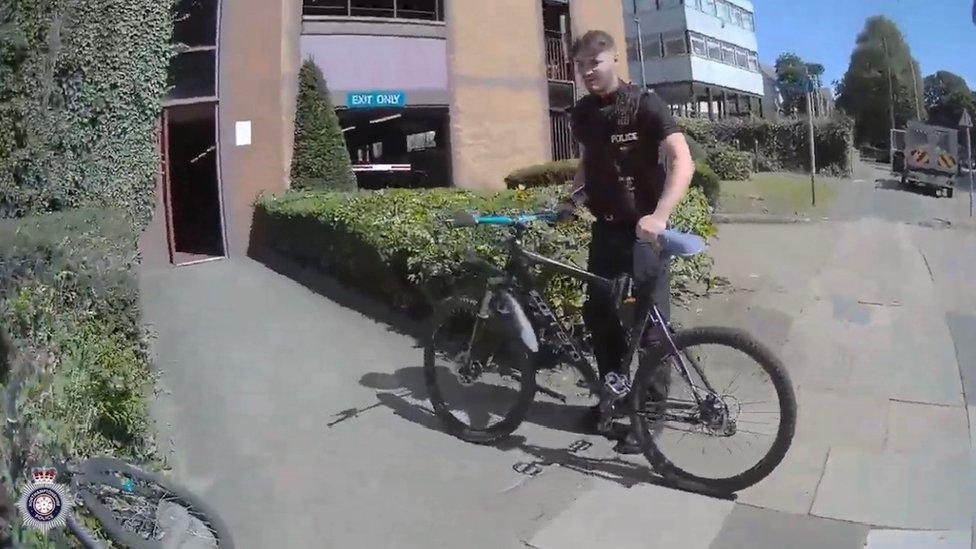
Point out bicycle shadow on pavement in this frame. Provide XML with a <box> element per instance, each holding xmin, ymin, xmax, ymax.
<box><xmin>359</xmin><ymin>368</ymin><xmax>737</xmax><ymax>501</ymax></box>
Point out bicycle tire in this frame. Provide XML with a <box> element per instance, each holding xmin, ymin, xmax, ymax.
<box><xmin>72</xmin><ymin>457</ymin><xmax>234</xmax><ymax>549</ymax></box>
<box><xmin>631</xmin><ymin>327</ymin><xmax>796</xmax><ymax>493</ymax></box>
<box><xmin>423</xmin><ymin>296</ymin><xmax>537</xmax><ymax>444</ymax></box>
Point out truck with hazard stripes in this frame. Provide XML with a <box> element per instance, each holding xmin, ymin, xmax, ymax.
<box><xmin>890</xmin><ymin>121</ymin><xmax>959</xmax><ymax>198</ymax></box>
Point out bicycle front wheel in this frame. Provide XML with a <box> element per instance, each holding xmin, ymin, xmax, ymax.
<box><xmin>423</xmin><ymin>296</ymin><xmax>537</xmax><ymax>444</ymax></box>
<box><xmin>72</xmin><ymin>457</ymin><xmax>234</xmax><ymax>548</ymax></box>
<box><xmin>631</xmin><ymin>327</ymin><xmax>796</xmax><ymax>493</ymax></box>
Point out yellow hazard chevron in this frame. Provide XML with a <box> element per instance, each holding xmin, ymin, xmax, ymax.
<box><xmin>937</xmin><ymin>154</ymin><xmax>956</xmax><ymax>170</ymax></box>
<box><xmin>911</xmin><ymin>149</ymin><xmax>930</xmax><ymax>164</ymax></box>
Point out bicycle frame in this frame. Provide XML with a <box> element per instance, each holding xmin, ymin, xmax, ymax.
<box><xmin>471</xmin><ymin>223</ymin><xmax>710</xmax><ymax>409</ymax></box>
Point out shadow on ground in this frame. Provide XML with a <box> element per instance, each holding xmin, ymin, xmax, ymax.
<box><xmin>357</xmin><ymin>367</ymin><xmax>737</xmax><ymax>501</ymax></box>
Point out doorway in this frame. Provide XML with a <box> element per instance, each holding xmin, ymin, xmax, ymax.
<box><xmin>162</xmin><ymin>102</ymin><xmax>226</xmax><ymax>265</ymax></box>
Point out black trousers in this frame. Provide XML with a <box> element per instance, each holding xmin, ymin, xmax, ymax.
<box><xmin>583</xmin><ymin>221</ymin><xmax>671</xmax><ymax>380</ymax></box>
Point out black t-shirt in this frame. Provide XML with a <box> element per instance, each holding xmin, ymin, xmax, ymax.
<box><xmin>571</xmin><ymin>81</ymin><xmax>680</xmax><ymax>223</ymax></box>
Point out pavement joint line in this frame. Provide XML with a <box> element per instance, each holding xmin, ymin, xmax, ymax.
<box><xmin>945</xmin><ymin>315</ymin><xmax>973</xmax><ymax>448</ymax></box>
<box><xmin>743</xmin><ymin>499</ymin><xmax>961</xmax><ymax>531</ymax></box>
<box><xmin>808</xmin><ymin>446</ymin><xmax>832</xmax><ymax>516</ymax></box>
<box><xmin>920</xmin><ymin>250</ymin><xmax>935</xmax><ymax>283</ymax></box>
<box><xmin>888</xmin><ymin>398</ymin><xmax>965</xmax><ymax>409</ymax></box>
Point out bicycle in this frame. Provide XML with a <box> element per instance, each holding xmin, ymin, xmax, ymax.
<box><xmin>423</xmin><ymin>209</ymin><xmax>797</xmax><ymax>493</ymax></box>
<box><xmin>1</xmin><ymin>342</ymin><xmax>234</xmax><ymax>548</ymax></box>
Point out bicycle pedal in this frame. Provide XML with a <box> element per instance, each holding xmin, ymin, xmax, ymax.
<box><xmin>567</xmin><ymin>439</ymin><xmax>593</xmax><ymax>453</ymax></box>
<box><xmin>513</xmin><ymin>462</ymin><xmax>544</xmax><ymax>476</ymax></box>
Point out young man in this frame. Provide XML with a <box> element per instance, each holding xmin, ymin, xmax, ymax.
<box><xmin>561</xmin><ymin>30</ymin><xmax>694</xmax><ymax>452</ymax></box>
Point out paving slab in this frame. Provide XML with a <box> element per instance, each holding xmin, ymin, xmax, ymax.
<box><xmin>885</xmin><ymin>400</ymin><xmax>971</xmax><ymax>456</ymax></box>
<box><xmin>794</xmin><ymin>387</ymin><xmax>888</xmax><ymax>453</ymax></box>
<box><xmin>529</xmin><ymin>481</ymin><xmax>735</xmax><ymax>549</ymax></box>
<box><xmin>736</xmin><ymin>441</ymin><xmax>829</xmax><ymax>516</ymax></box>
<box><xmin>864</xmin><ymin>529</ymin><xmax>972</xmax><ymax>549</ymax></box>
<box><xmin>946</xmin><ymin>313</ymin><xmax>976</xmax><ymax>408</ymax></box>
<box><xmin>811</xmin><ymin>448</ymin><xmax>974</xmax><ymax>529</ymax></box>
<box><xmin>710</xmin><ymin>504</ymin><xmax>869</xmax><ymax>549</ymax></box>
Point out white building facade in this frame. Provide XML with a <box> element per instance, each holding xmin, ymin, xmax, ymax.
<box><xmin>624</xmin><ymin>0</ymin><xmax>765</xmax><ymax>119</ymax></box>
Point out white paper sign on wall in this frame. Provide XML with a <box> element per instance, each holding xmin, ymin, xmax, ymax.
<box><xmin>236</xmin><ymin>121</ymin><xmax>252</xmax><ymax>146</ymax></box>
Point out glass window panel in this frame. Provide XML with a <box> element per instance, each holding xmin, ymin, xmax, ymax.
<box><xmin>173</xmin><ymin>0</ymin><xmax>217</xmax><ymax>47</ymax></box>
<box><xmin>722</xmin><ymin>45</ymin><xmax>735</xmax><ymax>64</ymax></box>
<box><xmin>689</xmin><ymin>33</ymin><xmax>707</xmax><ymax>57</ymax></box>
<box><xmin>303</xmin><ymin>0</ymin><xmax>349</xmax><ymax>16</ymax></box>
<box><xmin>704</xmin><ymin>0</ymin><xmax>717</xmax><ymax>15</ymax></box>
<box><xmin>735</xmin><ymin>48</ymin><xmax>749</xmax><ymax>68</ymax></box>
<box><xmin>167</xmin><ymin>51</ymin><xmax>216</xmax><ymax>100</ymax></box>
<box><xmin>397</xmin><ymin>0</ymin><xmax>438</xmax><ymax>20</ymax></box>
<box><xmin>663</xmin><ymin>31</ymin><xmax>688</xmax><ymax>56</ymax></box>
<box><xmin>747</xmin><ymin>52</ymin><xmax>758</xmax><ymax>71</ymax></box>
<box><xmin>645</xmin><ymin>33</ymin><xmax>663</xmax><ymax>58</ymax></box>
<box><xmin>707</xmin><ymin>38</ymin><xmax>723</xmax><ymax>60</ymax></box>
<box><xmin>351</xmin><ymin>0</ymin><xmax>394</xmax><ymax>18</ymax></box>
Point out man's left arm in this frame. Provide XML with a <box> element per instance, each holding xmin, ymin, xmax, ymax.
<box><xmin>650</xmin><ymin>133</ymin><xmax>694</xmax><ymax>222</ymax></box>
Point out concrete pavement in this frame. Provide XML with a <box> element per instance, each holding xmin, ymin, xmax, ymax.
<box><xmin>140</xmin><ymin>171</ymin><xmax>976</xmax><ymax>547</ymax></box>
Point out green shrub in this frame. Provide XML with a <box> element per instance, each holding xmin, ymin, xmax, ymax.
<box><xmin>677</xmin><ymin>114</ymin><xmax>855</xmax><ymax>176</ymax></box>
<box><xmin>685</xmin><ymin>134</ymin><xmax>708</xmax><ymax>164</ymax></box>
<box><xmin>707</xmin><ymin>145</ymin><xmax>753</xmax><ymax>180</ymax></box>
<box><xmin>291</xmin><ymin>58</ymin><xmax>357</xmax><ymax>191</ymax></box>
<box><xmin>0</xmin><ymin>0</ymin><xmax>173</xmax><ymax>228</ymax></box>
<box><xmin>0</xmin><ymin>210</ymin><xmax>158</xmax><ymax>545</ymax></box>
<box><xmin>253</xmin><ymin>186</ymin><xmax>721</xmax><ymax>328</ymax></box>
<box><xmin>692</xmin><ymin>162</ymin><xmax>720</xmax><ymax>207</ymax></box>
<box><xmin>505</xmin><ymin>159</ymin><xmax>580</xmax><ymax>189</ymax></box>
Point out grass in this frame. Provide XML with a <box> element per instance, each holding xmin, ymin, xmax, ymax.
<box><xmin>716</xmin><ymin>172</ymin><xmax>842</xmax><ymax>217</ymax></box>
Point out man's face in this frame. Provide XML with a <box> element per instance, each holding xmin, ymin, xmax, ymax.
<box><xmin>575</xmin><ymin>49</ymin><xmax>618</xmax><ymax>95</ymax></box>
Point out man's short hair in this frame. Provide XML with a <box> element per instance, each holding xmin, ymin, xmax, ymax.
<box><xmin>570</xmin><ymin>30</ymin><xmax>616</xmax><ymax>59</ymax></box>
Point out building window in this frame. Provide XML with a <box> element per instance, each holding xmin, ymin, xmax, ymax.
<box><xmin>735</xmin><ymin>47</ymin><xmax>749</xmax><ymax>69</ymax></box>
<box><xmin>660</xmin><ymin>0</ymin><xmax>682</xmax><ymax>8</ymax></box>
<box><xmin>644</xmin><ymin>33</ymin><xmax>663</xmax><ymax>58</ymax></box>
<box><xmin>746</xmin><ymin>13</ymin><xmax>755</xmax><ymax>31</ymax></box>
<box><xmin>689</xmin><ymin>32</ymin><xmax>707</xmax><ymax>57</ymax></box>
<box><xmin>747</xmin><ymin>52</ymin><xmax>759</xmax><ymax>72</ymax></box>
<box><xmin>721</xmin><ymin>44</ymin><xmax>735</xmax><ymax>65</ymax></box>
<box><xmin>407</xmin><ymin>130</ymin><xmax>436</xmax><ymax>151</ymax></box>
<box><xmin>663</xmin><ymin>30</ymin><xmax>688</xmax><ymax>56</ymax></box>
<box><xmin>703</xmin><ymin>0</ymin><xmax>717</xmax><ymax>16</ymax></box>
<box><xmin>717</xmin><ymin>1</ymin><xmax>731</xmax><ymax>22</ymax></box>
<box><xmin>303</xmin><ymin>0</ymin><xmax>443</xmax><ymax>20</ymax></box>
<box><xmin>707</xmin><ymin>38</ymin><xmax>723</xmax><ymax>61</ymax></box>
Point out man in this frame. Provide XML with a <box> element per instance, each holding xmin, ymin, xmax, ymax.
<box><xmin>561</xmin><ymin>30</ymin><xmax>694</xmax><ymax>453</ymax></box>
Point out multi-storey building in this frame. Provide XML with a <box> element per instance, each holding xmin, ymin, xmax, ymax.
<box><xmin>623</xmin><ymin>0</ymin><xmax>765</xmax><ymax>119</ymax></box>
<box><xmin>139</xmin><ymin>0</ymin><xmax>628</xmax><ymax>267</ymax></box>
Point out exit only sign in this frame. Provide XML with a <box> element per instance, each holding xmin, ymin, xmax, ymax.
<box><xmin>346</xmin><ymin>91</ymin><xmax>406</xmax><ymax>109</ymax></box>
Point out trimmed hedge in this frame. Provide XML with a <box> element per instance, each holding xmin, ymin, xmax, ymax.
<box><xmin>677</xmin><ymin>115</ymin><xmax>855</xmax><ymax>176</ymax></box>
<box><xmin>692</xmin><ymin>162</ymin><xmax>720</xmax><ymax>207</ymax></box>
<box><xmin>1</xmin><ymin>209</ymin><xmax>159</xmax><ymax>546</ymax></box>
<box><xmin>707</xmin><ymin>145</ymin><xmax>753</xmax><ymax>181</ymax></box>
<box><xmin>0</xmin><ymin>0</ymin><xmax>173</xmax><ymax>228</ymax></box>
<box><xmin>505</xmin><ymin>159</ymin><xmax>579</xmax><ymax>189</ymax></box>
<box><xmin>252</xmin><ymin>186</ymin><xmax>721</xmax><ymax>329</ymax></box>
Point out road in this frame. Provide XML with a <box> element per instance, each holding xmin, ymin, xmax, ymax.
<box><xmin>140</xmin><ymin>169</ymin><xmax>976</xmax><ymax>548</ymax></box>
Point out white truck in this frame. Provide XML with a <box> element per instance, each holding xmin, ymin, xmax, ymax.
<box><xmin>890</xmin><ymin>121</ymin><xmax>959</xmax><ymax>198</ymax></box>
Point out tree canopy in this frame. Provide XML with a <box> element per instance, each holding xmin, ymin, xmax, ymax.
<box><xmin>835</xmin><ymin>16</ymin><xmax>924</xmax><ymax>146</ymax></box>
<box><xmin>924</xmin><ymin>70</ymin><xmax>975</xmax><ymax>129</ymax></box>
<box><xmin>774</xmin><ymin>53</ymin><xmax>824</xmax><ymax>115</ymax></box>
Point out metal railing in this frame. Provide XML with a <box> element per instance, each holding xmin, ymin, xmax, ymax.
<box><xmin>550</xmin><ymin>109</ymin><xmax>578</xmax><ymax>161</ymax></box>
<box><xmin>303</xmin><ymin>1</ymin><xmax>443</xmax><ymax>21</ymax></box>
<box><xmin>545</xmin><ymin>32</ymin><xmax>573</xmax><ymax>82</ymax></box>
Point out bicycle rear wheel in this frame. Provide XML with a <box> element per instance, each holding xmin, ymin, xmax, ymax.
<box><xmin>72</xmin><ymin>457</ymin><xmax>233</xmax><ymax>548</ymax></box>
<box><xmin>631</xmin><ymin>327</ymin><xmax>796</xmax><ymax>493</ymax></box>
<box><xmin>424</xmin><ymin>296</ymin><xmax>537</xmax><ymax>444</ymax></box>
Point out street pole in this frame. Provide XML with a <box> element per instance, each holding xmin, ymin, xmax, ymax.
<box><xmin>909</xmin><ymin>61</ymin><xmax>922</xmax><ymax>120</ymax></box>
<box><xmin>805</xmin><ymin>67</ymin><xmax>816</xmax><ymax>206</ymax></box>
<box><xmin>961</xmin><ymin>110</ymin><xmax>974</xmax><ymax>217</ymax></box>
<box><xmin>808</xmin><ymin>90</ymin><xmax>817</xmax><ymax>206</ymax></box>
<box><xmin>633</xmin><ymin>0</ymin><xmax>647</xmax><ymax>88</ymax></box>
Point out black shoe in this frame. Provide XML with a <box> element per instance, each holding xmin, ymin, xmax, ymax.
<box><xmin>613</xmin><ymin>431</ymin><xmax>643</xmax><ymax>455</ymax></box>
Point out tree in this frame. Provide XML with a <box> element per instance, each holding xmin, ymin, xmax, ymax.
<box><xmin>924</xmin><ymin>71</ymin><xmax>975</xmax><ymax>130</ymax></box>
<box><xmin>835</xmin><ymin>16</ymin><xmax>924</xmax><ymax>146</ymax></box>
<box><xmin>290</xmin><ymin>58</ymin><xmax>356</xmax><ymax>191</ymax></box>
<box><xmin>774</xmin><ymin>53</ymin><xmax>824</xmax><ymax>115</ymax></box>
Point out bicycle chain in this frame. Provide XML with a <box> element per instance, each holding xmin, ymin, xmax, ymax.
<box><xmin>525</xmin><ymin>289</ymin><xmax>585</xmax><ymax>365</ymax></box>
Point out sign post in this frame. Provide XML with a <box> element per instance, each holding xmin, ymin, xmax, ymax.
<box><xmin>804</xmin><ymin>69</ymin><xmax>816</xmax><ymax>206</ymax></box>
<box><xmin>961</xmin><ymin>110</ymin><xmax>973</xmax><ymax>217</ymax></box>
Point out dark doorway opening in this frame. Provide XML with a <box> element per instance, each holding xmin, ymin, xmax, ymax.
<box><xmin>162</xmin><ymin>103</ymin><xmax>226</xmax><ymax>265</ymax></box>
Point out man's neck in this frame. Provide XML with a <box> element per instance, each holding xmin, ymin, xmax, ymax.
<box><xmin>597</xmin><ymin>78</ymin><xmax>623</xmax><ymax>99</ymax></box>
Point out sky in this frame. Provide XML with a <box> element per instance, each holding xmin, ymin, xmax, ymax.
<box><xmin>753</xmin><ymin>0</ymin><xmax>975</xmax><ymax>92</ymax></box>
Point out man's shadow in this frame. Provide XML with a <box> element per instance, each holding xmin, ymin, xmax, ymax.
<box><xmin>358</xmin><ymin>367</ymin><xmax>736</xmax><ymax>500</ymax></box>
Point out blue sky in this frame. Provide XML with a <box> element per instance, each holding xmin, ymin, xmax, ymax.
<box><xmin>754</xmin><ymin>0</ymin><xmax>975</xmax><ymax>91</ymax></box>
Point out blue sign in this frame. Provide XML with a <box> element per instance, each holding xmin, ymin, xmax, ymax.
<box><xmin>346</xmin><ymin>91</ymin><xmax>406</xmax><ymax>109</ymax></box>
